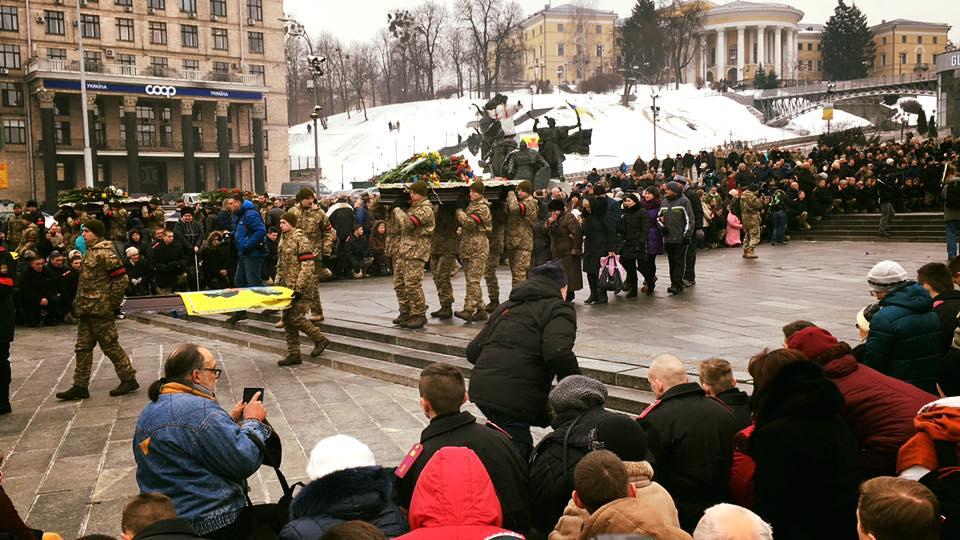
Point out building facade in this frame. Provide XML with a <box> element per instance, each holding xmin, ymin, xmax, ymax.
<box><xmin>0</xmin><ymin>0</ymin><xmax>288</xmax><ymax>208</ymax></box>
<box><xmin>519</xmin><ymin>3</ymin><xmax>618</xmax><ymax>86</ymax></box>
<box><xmin>935</xmin><ymin>49</ymin><xmax>960</xmax><ymax>134</ymax></box>
<box><xmin>796</xmin><ymin>23</ymin><xmax>824</xmax><ymax>82</ymax></box>
<box><xmin>870</xmin><ymin>19</ymin><xmax>950</xmax><ymax>79</ymax></box>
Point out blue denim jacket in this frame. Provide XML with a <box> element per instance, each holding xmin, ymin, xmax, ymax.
<box><xmin>133</xmin><ymin>385</ymin><xmax>272</xmax><ymax>535</ymax></box>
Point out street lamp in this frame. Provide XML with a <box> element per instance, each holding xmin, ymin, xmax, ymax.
<box><xmin>651</xmin><ymin>92</ymin><xmax>661</xmax><ymax>158</ymax></box>
<box><xmin>310</xmin><ymin>105</ymin><xmax>322</xmax><ymax>192</ymax></box>
<box><xmin>281</xmin><ymin>15</ymin><xmax>326</xmax><ymax>195</ymax></box>
<box><xmin>825</xmin><ymin>82</ymin><xmax>836</xmax><ymax>134</ymax></box>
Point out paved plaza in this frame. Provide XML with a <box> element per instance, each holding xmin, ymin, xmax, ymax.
<box><xmin>0</xmin><ymin>240</ymin><xmax>946</xmax><ymax>536</ymax></box>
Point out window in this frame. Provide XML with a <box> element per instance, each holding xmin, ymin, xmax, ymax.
<box><xmin>80</xmin><ymin>14</ymin><xmax>100</xmax><ymax>39</ymax></box>
<box><xmin>248</xmin><ymin>0</ymin><xmax>262</xmax><ymax>21</ymax></box>
<box><xmin>44</xmin><ymin>11</ymin><xmax>64</xmax><ymax>35</ymax></box>
<box><xmin>55</xmin><ymin>121</ymin><xmax>70</xmax><ymax>145</ymax></box>
<box><xmin>899</xmin><ymin>52</ymin><xmax>907</xmax><ymax>64</ymax></box>
<box><xmin>137</xmin><ymin>123</ymin><xmax>156</xmax><ymax>146</ymax></box>
<box><xmin>212</xmin><ymin>28</ymin><xmax>228</xmax><ymax>50</ymax></box>
<box><xmin>595</xmin><ymin>24</ymin><xmax>602</xmax><ymax>34</ymax></box>
<box><xmin>0</xmin><ymin>6</ymin><xmax>18</xmax><ymax>32</ymax></box>
<box><xmin>147</xmin><ymin>0</ymin><xmax>165</xmax><ymax>8</ymax></box>
<box><xmin>0</xmin><ymin>82</ymin><xmax>22</xmax><ymax>107</ymax></box>
<box><xmin>150</xmin><ymin>56</ymin><xmax>168</xmax><ymax>76</ymax></box>
<box><xmin>901</xmin><ymin>35</ymin><xmax>907</xmax><ymax>44</ymax></box>
<box><xmin>116</xmin><ymin>18</ymin><xmax>134</xmax><ymax>41</ymax></box>
<box><xmin>183</xmin><ymin>58</ymin><xmax>199</xmax><ymax>71</ymax></box>
<box><xmin>118</xmin><ymin>53</ymin><xmax>135</xmax><ymax>74</ymax></box>
<box><xmin>116</xmin><ymin>0</ymin><xmax>133</xmax><ymax>5</ymax></box>
<box><xmin>149</xmin><ymin>21</ymin><xmax>167</xmax><ymax>44</ymax></box>
<box><xmin>84</xmin><ymin>51</ymin><xmax>102</xmax><ymax>71</ymax></box>
<box><xmin>817</xmin><ymin>60</ymin><xmax>823</xmax><ymax>71</ymax></box>
<box><xmin>917</xmin><ymin>53</ymin><xmax>923</xmax><ymax>64</ymax></box>
<box><xmin>934</xmin><ymin>36</ymin><xmax>939</xmax><ymax>44</ymax></box>
<box><xmin>54</xmin><ymin>96</ymin><xmax>69</xmax><ymax>116</ymax></box>
<box><xmin>881</xmin><ymin>54</ymin><xmax>887</xmax><ymax>66</ymax></box>
<box><xmin>596</xmin><ymin>44</ymin><xmax>603</xmax><ymax>58</ymax></box>
<box><xmin>47</xmin><ymin>48</ymin><xmax>66</xmax><ymax>61</ymax></box>
<box><xmin>181</xmin><ymin>24</ymin><xmax>198</xmax><ymax>47</ymax></box>
<box><xmin>918</xmin><ymin>35</ymin><xmax>923</xmax><ymax>44</ymax></box>
<box><xmin>181</xmin><ymin>0</ymin><xmax>196</xmax><ymax>13</ymax></box>
<box><xmin>213</xmin><ymin>61</ymin><xmax>229</xmax><ymax>72</ymax></box>
<box><xmin>817</xmin><ymin>43</ymin><xmax>822</xmax><ymax>51</ymax></box>
<box><xmin>557</xmin><ymin>42</ymin><xmax>564</xmax><ymax>56</ymax></box>
<box><xmin>0</xmin><ymin>44</ymin><xmax>20</xmax><ymax>69</ymax></box>
<box><xmin>807</xmin><ymin>42</ymin><xmax>812</xmax><ymax>51</ymax></box>
<box><xmin>797</xmin><ymin>42</ymin><xmax>802</xmax><ymax>51</ymax></box>
<box><xmin>882</xmin><ymin>37</ymin><xmax>887</xmax><ymax>45</ymax></box>
<box><xmin>136</xmin><ymin>105</ymin><xmax>155</xmax><ymax>121</ymax></box>
<box><xmin>94</xmin><ymin>119</ymin><xmax>106</xmax><ymax>147</ymax></box>
<box><xmin>2</xmin><ymin>119</ymin><xmax>25</xmax><ymax>145</ymax></box>
<box><xmin>210</xmin><ymin>0</ymin><xmax>226</xmax><ymax>17</ymax></box>
<box><xmin>806</xmin><ymin>60</ymin><xmax>812</xmax><ymax>70</ymax></box>
<box><xmin>249</xmin><ymin>64</ymin><xmax>264</xmax><ymax>84</ymax></box>
<box><xmin>248</xmin><ymin>31</ymin><xmax>263</xmax><ymax>53</ymax></box>
<box><xmin>557</xmin><ymin>23</ymin><xmax>564</xmax><ymax>33</ymax></box>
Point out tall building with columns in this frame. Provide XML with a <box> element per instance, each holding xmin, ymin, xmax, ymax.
<box><xmin>0</xmin><ymin>0</ymin><xmax>287</xmax><ymax>207</ymax></box>
<box><xmin>687</xmin><ymin>0</ymin><xmax>805</xmax><ymax>85</ymax></box>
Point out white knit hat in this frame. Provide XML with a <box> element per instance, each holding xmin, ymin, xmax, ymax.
<box><xmin>125</xmin><ymin>246</ymin><xmax>139</xmax><ymax>257</ymax></box>
<box><xmin>866</xmin><ymin>260</ymin><xmax>908</xmax><ymax>292</ymax></box>
<box><xmin>305</xmin><ymin>434</ymin><xmax>376</xmax><ymax>481</ymax></box>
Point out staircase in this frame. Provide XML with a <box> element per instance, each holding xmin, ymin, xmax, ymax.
<box><xmin>790</xmin><ymin>212</ymin><xmax>945</xmax><ymax>243</ymax></box>
<box><xmin>132</xmin><ymin>311</ymin><xmax>726</xmax><ymax>415</ymax></box>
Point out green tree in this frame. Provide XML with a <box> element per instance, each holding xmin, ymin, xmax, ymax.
<box><xmin>618</xmin><ymin>0</ymin><xmax>664</xmax><ymax>104</ymax></box>
<box><xmin>928</xmin><ymin>114</ymin><xmax>938</xmax><ymax>138</ymax></box>
<box><xmin>765</xmin><ymin>70</ymin><xmax>780</xmax><ymax>89</ymax></box>
<box><xmin>754</xmin><ymin>65</ymin><xmax>768</xmax><ymax>88</ymax></box>
<box><xmin>821</xmin><ymin>0</ymin><xmax>876</xmax><ymax>81</ymax></box>
<box><xmin>917</xmin><ymin>107</ymin><xmax>928</xmax><ymax>133</ymax></box>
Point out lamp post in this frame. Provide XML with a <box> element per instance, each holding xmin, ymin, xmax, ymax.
<box><xmin>76</xmin><ymin>0</ymin><xmax>94</xmax><ymax>188</ymax></box>
<box><xmin>281</xmin><ymin>15</ymin><xmax>326</xmax><ymax>194</ymax></box>
<box><xmin>310</xmin><ymin>106</ymin><xmax>322</xmax><ymax>192</ymax></box>
<box><xmin>651</xmin><ymin>92</ymin><xmax>661</xmax><ymax>158</ymax></box>
<box><xmin>825</xmin><ymin>82</ymin><xmax>836</xmax><ymax>134</ymax></box>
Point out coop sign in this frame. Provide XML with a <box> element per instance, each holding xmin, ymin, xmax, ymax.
<box><xmin>41</xmin><ymin>79</ymin><xmax>264</xmax><ymax>101</ymax></box>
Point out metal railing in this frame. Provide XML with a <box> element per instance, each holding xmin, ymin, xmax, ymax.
<box><xmin>36</xmin><ymin>138</ymin><xmax>253</xmax><ymax>154</ymax></box>
<box><xmin>27</xmin><ymin>58</ymin><xmax>264</xmax><ymax>86</ymax></box>
<box><xmin>755</xmin><ymin>72</ymin><xmax>936</xmax><ymax>99</ymax></box>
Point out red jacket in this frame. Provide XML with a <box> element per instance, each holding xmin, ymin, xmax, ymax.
<box><xmin>397</xmin><ymin>447</ymin><xmax>524</xmax><ymax>540</ymax></box>
<box><xmin>788</xmin><ymin>326</ymin><xmax>936</xmax><ymax>477</ymax></box>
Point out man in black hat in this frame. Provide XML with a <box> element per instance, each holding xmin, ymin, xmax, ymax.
<box><xmin>466</xmin><ymin>259</ymin><xmax>581</xmax><ymax>459</ymax></box>
<box><xmin>173</xmin><ymin>207</ymin><xmax>204</xmax><ymax>289</ymax></box>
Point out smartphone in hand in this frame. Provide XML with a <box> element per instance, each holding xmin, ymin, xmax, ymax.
<box><xmin>243</xmin><ymin>387</ymin><xmax>264</xmax><ymax>403</ymax></box>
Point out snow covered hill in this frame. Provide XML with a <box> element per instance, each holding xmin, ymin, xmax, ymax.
<box><xmin>288</xmin><ymin>85</ymin><xmax>870</xmax><ymax>189</ymax></box>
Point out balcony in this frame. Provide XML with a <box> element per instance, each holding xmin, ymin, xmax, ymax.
<box><xmin>26</xmin><ymin>59</ymin><xmax>265</xmax><ymax>88</ymax></box>
<box><xmin>36</xmin><ymin>138</ymin><xmax>254</xmax><ymax>155</ymax></box>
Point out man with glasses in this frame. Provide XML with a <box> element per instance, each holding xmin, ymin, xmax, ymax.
<box><xmin>134</xmin><ymin>343</ymin><xmax>279</xmax><ymax>538</ymax></box>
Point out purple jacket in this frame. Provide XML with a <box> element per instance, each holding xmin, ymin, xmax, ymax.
<box><xmin>642</xmin><ymin>199</ymin><xmax>664</xmax><ymax>255</ymax></box>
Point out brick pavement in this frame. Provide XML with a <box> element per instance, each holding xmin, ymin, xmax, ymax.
<box><xmin>0</xmin><ymin>239</ymin><xmax>945</xmax><ymax>535</ymax></box>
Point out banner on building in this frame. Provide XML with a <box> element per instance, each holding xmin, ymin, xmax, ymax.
<box><xmin>0</xmin><ymin>161</ymin><xmax>8</xmax><ymax>189</ymax></box>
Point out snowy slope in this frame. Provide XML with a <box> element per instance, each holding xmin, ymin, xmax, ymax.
<box><xmin>887</xmin><ymin>95</ymin><xmax>938</xmax><ymax>126</ymax></box>
<box><xmin>785</xmin><ymin>107</ymin><xmax>873</xmax><ymax>136</ymax></box>
<box><xmin>288</xmin><ymin>85</ymin><xmax>863</xmax><ymax>189</ymax></box>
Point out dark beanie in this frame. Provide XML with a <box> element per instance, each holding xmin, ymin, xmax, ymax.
<box><xmin>624</xmin><ymin>192</ymin><xmax>640</xmax><ymax>205</ymax></box>
<box><xmin>517</xmin><ymin>180</ymin><xmax>533</xmax><ymax>194</ymax></box>
<box><xmin>296</xmin><ymin>187</ymin><xmax>315</xmax><ymax>202</ymax></box>
<box><xmin>593</xmin><ymin>415</ymin><xmax>649</xmax><ymax>461</ymax></box>
<box><xmin>180</xmin><ymin>206</ymin><xmax>194</xmax><ymax>216</ymax></box>
<box><xmin>665</xmin><ymin>181</ymin><xmax>681</xmax><ymax>193</ymax></box>
<box><xmin>470</xmin><ymin>180</ymin><xmax>486</xmax><ymax>195</ymax></box>
<box><xmin>530</xmin><ymin>259</ymin><xmax>567</xmax><ymax>288</ymax></box>
<box><xmin>548</xmin><ymin>198</ymin><xmax>566</xmax><ymax>212</ymax></box>
<box><xmin>409</xmin><ymin>181</ymin><xmax>428</xmax><ymax>196</ymax></box>
<box><xmin>280</xmin><ymin>211</ymin><xmax>298</xmax><ymax>227</ymax></box>
<box><xmin>84</xmin><ymin>219</ymin><xmax>106</xmax><ymax>238</ymax></box>
<box><xmin>548</xmin><ymin>375</ymin><xmax>607</xmax><ymax>414</ymax></box>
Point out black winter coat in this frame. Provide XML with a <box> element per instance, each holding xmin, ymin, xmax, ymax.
<box><xmin>747</xmin><ymin>361</ymin><xmax>860</xmax><ymax>540</ymax></box>
<box><xmin>0</xmin><ymin>246</ymin><xmax>15</xmax><ymax>343</ymax></box>
<box><xmin>201</xmin><ymin>244</ymin><xmax>233</xmax><ymax>290</ymax></box>
<box><xmin>135</xmin><ymin>518</ymin><xmax>205</xmax><ymax>539</ymax></box>
<box><xmin>124</xmin><ymin>259</ymin><xmax>154</xmax><ymax>297</ymax></box>
<box><xmin>395</xmin><ymin>411</ymin><xmax>530</xmax><ymax>534</ymax></box>
<box><xmin>715</xmin><ymin>388</ymin><xmax>751</xmax><ymax>431</ymax></box>
<box><xmin>528</xmin><ymin>406</ymin><xmax>625</xmax><ymax>534</ymax></box>
<box><xmin>466</xmin><ymin>275</ymin><xmax>581</xmax><ymax>427</ymax></box>
<box><xmin>581</xmin><ymin>198</ymin><xmax>616</xmax><ymax>275</ymax></box>
<box><xmin>280</xmin><ymin>466</ymin><xmax>409</xmax><ymax>540</ymax></box>
<box><xmin>684</xmin><ymin>187</ymin><xmax>704</xmax><ymax>230</ymax></box>
<box><xmin>933</xmin><ymin>290</ymin><xmax>960</xmax><ymax>351</ymax></box>
<box><xmin>152</xmin><ymin>241</ymin><xmax>188</xmax><ymax>289</ymax></box>
<box><xmin>639</xmin><ymin>382</ymin><xmax>739</xmax><ymax>531</ymax></box>
<box><xmin>618</xmin><ymin>204</ymin><xmax>649</xmax><ymax>260</ymax></box>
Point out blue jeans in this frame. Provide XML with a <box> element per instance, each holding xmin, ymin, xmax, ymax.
<box><xmin>479</xmin><ymin>406</ymin><xmax>533</xmax><ymax>461</ymax></box>
<box><xmin>772</xmin><ymin>210</ymin><xmax>787</xmax><ymax>244</ymax></box>
<box><xmin>947</xmin><ymin>220</ymin><xmax>960</xmax><ymax>259</ymax></box>
<box><xmin>234</xmin><ymin>256</ymin><xmax>264</xmax><ymax>288</ymax></box>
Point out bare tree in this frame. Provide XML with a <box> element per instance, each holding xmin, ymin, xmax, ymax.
<box><xmin>445</xmin><ymin>26</ymin><xmax>467</xmax><ymax>97</ymax></box>
<box><xmin>376</xmin><ymin>30</ymin><xmax>394</xmax><ymax>104</ymax></box>
<box><xmin>414</xmin><ymin>1</ymin><xmax>448</xmax><ymax>98</ymax></box>
<box><xmin>660</xmin><ymin>0</ymin><xmax>704</xmax><ymax>89</ymax></box>
<box><xmin>457</xmin><ymin>0</ymin><xmax>523</xmax><ymax>98</ymax></box>
<box><xmin>285</xmin><ymin>38</ymin><xmax>310</xmax><ymax>125</ymax></box>
<box><xmin>346</xmin><ymin>43</ymin><xmax>376</xmax><ymax>121</ymax></box>
<box><xmin>570</xmin><ymin>0</ymin><xmax>599</xmax><ymax>81</ymax></box>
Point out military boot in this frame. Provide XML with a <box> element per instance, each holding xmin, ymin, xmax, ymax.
<box><xmin>454</xmin><ymin>310</ymin><xmax>475</xmax><ymax>322</ymax></box>
<box><xmin>310</xmin><ymin>337</ymin><xmax>330</xmax><ymax>357</ymax></box>
<box><xmin>392</xmin><ymin>311</ymin><xmax>409</xmax><ymax>325</ymax></box>
<box><xmin>744</xmin><ymin>248</ymin><xmax>758</xmax><ymax>260</ymax></box>
<box><xmin>56</xmin><ymin>386</ymin><xmax>90</xmax><ymax>401</ymax></box>
<box><xmin>308</xmin><ymin>313</ymin><xmax>325</xmax><ymax>322</ymax></box>
<box><xmin>275</xmin><ymin>320</ymin><xmax>285</xmax><ymax>328</ymax></box>
<box><xmin>278</xmin><ymin>354</ymin><xmax>302</xmax><ymax>367</ymax></box>
<box><xmin>109</xmin><ymin>379</ymin><xmax>140</xmax><ymax>397</ymax></box>
<box><xmin>472</xmin><ymin>310</ymin><xmax>489</xmax><ymax>322</ymax></box>
<box><xmin>403</xmin><ymin>315</ymin><xmax>428</xmax><ymax>329</ymax></box>
<box><xmin>485</xmin><ymin>300</ymin><xmax>500</xmax><ymax>313</ymax></box>
<box><xmin>431</xmin><ymin>305</ymin><xmax>453</xmax><ymax>319</ymax></box>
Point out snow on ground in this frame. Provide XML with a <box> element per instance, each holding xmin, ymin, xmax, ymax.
<box><xmin>785</xmin><ymin>107</ymin><xmax>873</xmax><ymax>136</ymax></box>
<box><xmin>288</xmin><ymin>84</ymin><xmax>854</xmax><ymax>189</ymax></box>
<box><xmin>887</xmin><ymin>95</ymin><xmax>937</xmax><ymax>126</ymax></box>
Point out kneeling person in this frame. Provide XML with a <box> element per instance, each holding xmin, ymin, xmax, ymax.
<box><xmin>276</xmin><ymin>212</ymin><xmax>329</xmax><ymax>367</ymax></box>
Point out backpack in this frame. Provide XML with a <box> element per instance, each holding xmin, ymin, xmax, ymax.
<box><xmin>918</xmin><ymin>440</ymin><xmax>960</xmax><ymax>539</ymax></box>
<box><xmin>945</xmin><ymin>181</ymin><xmax>960</xmax><ymax>210</ymax></box>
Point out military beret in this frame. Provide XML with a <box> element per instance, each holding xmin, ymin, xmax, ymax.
<box><xmin>84</xmin><ymin>219</ymin><xmax>106</xmax><ymax>238</ymax></box>
<box><xmin>470</xmin><ymin>181</ymin><xmax>485</xmax><ymax>195</ymax></box>
<box><xmin>409</xmin><ymin>181</ymin><xmax>428</xmax><ymax>196</ymax></box>
<box><xmin>280</xmin><ymin>211</ymin><xmax>298</xmax><ymax>227</ymax></box>
<box><xmin>296</xmin><ymin>187</ymin><xmax>315</xmax><ymax>202</ymax></box>
<box><xmin>517</xmin><ymin>180</ymin><xmax>533</xmax><ymax>195</ymax></box>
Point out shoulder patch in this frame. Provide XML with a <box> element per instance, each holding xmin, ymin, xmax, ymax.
<box><xmin>637</xmin><ymin>399</ymin><xmax>662</xmax><ymax>419</ymax></box>
<box><xmin>410</xmin><ymin>215</ymin><xmax>422</xmax><ymax>228</ymax></box>
<box><xmin>395</xmin><ymin>443</ymin><xmax>424</xmax><ymax>479</ymax></box>
<box><xmin>297</xmin><ymin>253</ymin><xmax>316</xmax><ymax>261</ymax></box>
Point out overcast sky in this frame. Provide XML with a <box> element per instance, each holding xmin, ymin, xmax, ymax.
<box><xmin>282</xmin><ymin>0</ymin><xmax>959</xmax><ymax>44</ymax></box>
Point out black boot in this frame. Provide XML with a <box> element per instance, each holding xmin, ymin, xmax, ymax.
<box><xmin>595</xmin><ymin>291</ymin><xmax>608</xmax><ymax>304</ymax></box>
<box><xmin>565</xmin><ymin>290</ymin><xmax>576</xmax><ymax>302</ymax></box>
<box><xmin>109</xmin><ymin>379</ymin><xmax>140</xmax><ymax>397</ymax></box>
<box><xmin>56</xmin><ymin>386</ymin><xmax>90</xmax><ymax>401</ymax></box>
<box><xmin>585</xmin><ymin>275</ymin><xmax>598</xmax><ymax>304</ymax></box>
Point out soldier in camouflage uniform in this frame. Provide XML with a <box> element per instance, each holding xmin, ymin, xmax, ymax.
<box><xmin>483</xmin><ymin>201</ymin><xmax>507</xmax><ymax>313</ymax></box>
<box><xmin>141</xmin><ymin>198</ymin><xmax>166</xmax><ymax>232</ymax></box>
<box><xmin>740</xmin><ymin>185</ymin><xmax>763</xmax><ymax>260</ymax></box>
<box><xmin>288</xmin><ymin>188</ymin><xmax>335</xmax><ymax>322</ymax></box>
<box><xmin>392</xmin><ymin>181</ymin><xmax>436</xmax><ymax>329</ymax></box>
<box><xmin>455</xmin><ymin>181</ymin><xmax>492</xmax><ymax>322</ymax></box>
<box><xmin>429</xmin><ymin>205</ymin><xmax>459</xmax><ymax>320</ymax></box>
<box><xmin>505</xmin><ymin>180</ymin><xmax>539</xmax><ymax>287</ymax></box>
<box><xmin>104</xmin><ymin>204</ymin><xmax>129</xmax><ymax>242</ymax></box>
<box><xmin>16</xmin><ymin>223</ymin><xmax>39</xmax><ymax>256</ymax></box>
<box><xmin>385</xmin><ymin>205</ymin><xmax>402</xmax><ymax>271</ymax></box>
<box><xmin>55</xmin><ymin>219</ymin><xmax>139</xmax><ymax>401</ymax></box>
<box><xmin>275</xmin><ymin>212</ymin><xmax>330</xmax><ymax>367</ymax></box>
<box><xmin>5</xmin><ymin>204</ymin><xmax>26</xmax><ymax>250</ymax></box>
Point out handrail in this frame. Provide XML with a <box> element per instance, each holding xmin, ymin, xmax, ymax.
<box><xmin>27</xmin><ymin>58</ymin><xmax>263</xmax><ymax>86</ymax></box>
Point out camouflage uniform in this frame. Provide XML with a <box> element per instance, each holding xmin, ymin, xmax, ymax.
<box><xmin>483</xmin><ymin>203</ymin><xmax>507</xmax><ymax>307</ymax></box>
<box><xmin>106</xmin><ymin>208</ymin><xmax>129</xmax><ymax>242</ymax></box>
<box><xmin>276</xmin><ymin>226</ymin><xmax>327</xmax><ymax>355</ymax></box>
<box><xmin>430</xmin><ymin>206</ymin><xmax>459</xmax><ymax>310</ymax></box>
<box><xmin>16</xmin><ymin>224</ymin><xmax>39</xmax><ymax>255</ymax></box>
<box><xmin>6</xmin><ymin>214</ymin><xmax>26</xmax><ymax>249</ymax></box>
<box><xmin>72</xmin><ymin>240</ymin><xmax>136</xmax><ymax>388</ymax></box>
<box><xmin>392</xmin><ymin>199</ymin><xmax>435</xmax><ymax>320</ymax></box>
<box><xmin>740</xmin><ymin>189</ymin><xmax>764</xmax><ymax>257</ymax></box>
<box><xmin>141</xmin><ymin>206</ymin><xmax>166</xmax><ymax>232</ymax></box>
<box><xmin>289</xmin><ymin>204</ymin><xmax>335</xmax><ymax>317</ymax></box>
<box><xmin>456</xmin><ymin>198</ymin><xmax>492</xmax><ymax>314</ymax></box>
<box><xmin>505</xmin><ymin>191</ymin><xmax>539</xmax><ymax>286</ymax></box>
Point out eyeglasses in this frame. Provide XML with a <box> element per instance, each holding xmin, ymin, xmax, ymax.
<box><xmin>200</xmin><ymin>367</ymin><xmax>222</xmax><ymax>379</ymax></box>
